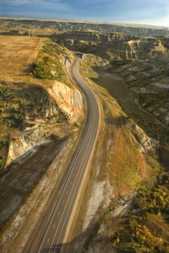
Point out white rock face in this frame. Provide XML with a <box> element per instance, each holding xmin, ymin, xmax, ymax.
<box><xmin>6</xmin><ymin>81</ymin><xmax>84</xmax><ymax>166</ymax></box>
<box><xmin>83</xmin><ymin>182</ymin><xmax>105</xmax><ymax>230</ymax></box>
<box><xmin>6</xmin><ymin>133</ymin><xmax>29</xmax><ymax>166</ymax></box>
<box><xmin>153</xmin><ymin>82</ymin><xmax>169</xmax><ymax>89</ymax></box>
<box><xmin>127</xmin><ymin>40</ymin><xmax>141</xmax><ymax>59</ymax></box>
<box><xmin>6</xmin><ymin>133</ymin><xmax>51</xmax><ymax>167</ymax></box>
<box><xmin>47</xmin><ymin>81</ymin><xmax>84</xmax><ymax>124</ymax></box>
<box><xmin>132</xmin><ymin>124</ymin><xmax>158</xmax><ymax>153</ymax></box>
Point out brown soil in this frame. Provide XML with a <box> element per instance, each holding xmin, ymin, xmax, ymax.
<box><xmin>0</xmin><ymin>36</ymin><xmax>42</xmax><ymax>82</ymax></box>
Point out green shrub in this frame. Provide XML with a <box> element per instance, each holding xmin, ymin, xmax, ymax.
<box><xmin>33</xmin><ymin>40</ymin><xmax>66</xmax><ymax>82</ymax></box>
<box><xmin>6</xmin><ymin>112</ymin><xmax>24</xmax><ymax>129</ymax></box>
<box><xmin>0</xmin><ymin>139</ymin><xmax>9</xmax><ymax>150</ymax></box>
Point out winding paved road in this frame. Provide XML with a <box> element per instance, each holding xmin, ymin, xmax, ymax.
<box><xmin>23</xmin><ymin>58</ymin><xmax>100</xmax><ymax>253</ymax></box>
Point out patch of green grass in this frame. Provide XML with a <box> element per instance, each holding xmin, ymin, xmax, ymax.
<box><xmin>33</xmin><ymin>40</ymin><xmax>69</xmax><ymax>83</ymax></box>
<box><xmin>33</xmin><ymin>56</ymin><xmax>65</xmax><ymax>80</ymax></box>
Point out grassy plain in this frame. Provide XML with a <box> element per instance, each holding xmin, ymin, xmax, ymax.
<box><xmin>0</xmin><ymin>36</ymin><xmax>42</xmax><ymax>82</ymax></box>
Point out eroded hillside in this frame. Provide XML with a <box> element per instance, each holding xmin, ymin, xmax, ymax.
<box><xmin>0</xmin><ymin>37</ymin><xmax>84</xmax><ymax>169</ymax></box>
<box><xmin>77</xmin><ymin>33</ymin><xmax>169</xmax><ymax>162</ymax></box>
<box><xmin>1</xmin><ymin>28</ymin><xmax>169</xmax><ymax>253</ymax></box>
<box><xmin>55</xmin><ymin>31</ymin><xmax>169</xmax><ymax>252</ymax></box>
<box><xmin>0</xmin><ymin>36</ymin><xmax>84</xmax><ymax>253</ymax></box>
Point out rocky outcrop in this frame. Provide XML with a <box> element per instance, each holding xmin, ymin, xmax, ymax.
<box><xmin>4</xmin><ymin>80</ymin><xmax>84</xmax><ymax>167</ymax></box>
<box><xmin>47</xmin><ymin>81</ymin><xmax>84</xmax><ymax>124</ymax></box>
<box><xmin>126</xmin><ymin>40</ymin><xmax>141</xmax><ymax>59</ymax></box>
<box><xmin>130</xmin><ymin>123</ymin><xmax>158</xmax><ymax>154</ymax></box>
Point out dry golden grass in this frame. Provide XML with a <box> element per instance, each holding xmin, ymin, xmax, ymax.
<box><xmin>0</xmin><ymin>36</ymin><xmax>42</xmax><ymax>81</ymax></box>
<box><xmin>86</xmin><ymin>78</ymin><xmax>156</xmax><ymax>197</ymax></box>
<box><xmin>108</xmin><ymin>127</ymin><xmax>150</xmax><ymax>196</ymax></box>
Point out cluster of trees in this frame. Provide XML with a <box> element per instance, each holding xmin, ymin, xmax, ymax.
<box><xmin>112</xmin><ymin>173</ymin><xmax>169</xmax><ymax>253</ymax></box>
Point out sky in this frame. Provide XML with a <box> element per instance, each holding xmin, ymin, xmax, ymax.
<box><xmin>0</xmin><ymin>0</ymin><xmax>169</xmax><ymax>27</ymax></box>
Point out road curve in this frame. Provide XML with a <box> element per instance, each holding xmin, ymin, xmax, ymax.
<box><xmin>22</xmin><ymin>58</ymin><xmax>100</xmax><ymax>253</ymax></box>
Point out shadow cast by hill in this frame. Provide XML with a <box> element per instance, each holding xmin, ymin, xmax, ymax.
<box><xmin>40</xmin><ymin>219</ymin><xmax>117</xmax><ymax>253</ymax></box>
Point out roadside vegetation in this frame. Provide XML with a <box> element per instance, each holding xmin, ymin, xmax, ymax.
<box><xmin>76</xmin><ymin>36</ymin><xmax>169</xmax><ymax>252</ymax></box>
<box><xmin>112</xmin><ymin>171</ymin><xmax>169</xmax><ymax>253</ymax></box>
<box><xmin>0</xmin><ymin>36</ymin><xmax>74</xmax><ymax>171</ymax></box>
<box><xmin>33</xmin><ymin>39</ymin><xmax>72</xmax><ymax>85</ymax></box>
<box><xmin>78</xmin><ymin>77</ymin><xmax>165</xmax><ymax>253</ymax></box>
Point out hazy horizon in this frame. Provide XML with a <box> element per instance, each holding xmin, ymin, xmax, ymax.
<box><xmin>1</xmin><ymin>0</ymin><xmax>169</xmax><ymax>28</ymax></box>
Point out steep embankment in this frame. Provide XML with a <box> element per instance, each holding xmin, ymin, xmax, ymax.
<box><xmin>0</xmin><ymin>39</ymin><xmax>84</xmax><ymax>170</ymax></box>
<box><xmin>0</xmin><ymin>38</ymin><xmax>85</xmax><ymax>253</ymax></box>
<box><xmin>77</xmin><ymin>51</ymin><xmax>169</xmax><ymax>252</ymax></box>
<box><xmin>2</xmin><ymin>84</ymin><xmax>67</xmax><ymax>166</ymax></box>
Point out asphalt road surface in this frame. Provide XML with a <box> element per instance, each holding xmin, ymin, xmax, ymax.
<box><xmin>22</xmin><ymin>58</ymin><xmax>100</xmax><ymax>253</ymax></box>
